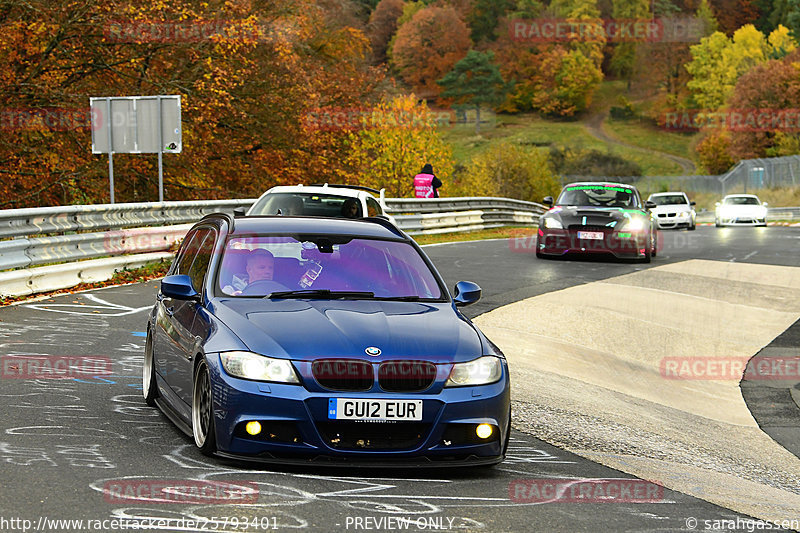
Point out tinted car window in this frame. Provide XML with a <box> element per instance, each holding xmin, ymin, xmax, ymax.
<box><xmin>650</xmin><ymin>195</ymin><xmax>688</xmax><ymax>205</ymax></box>
<box><xmin>724</xmin><ymin>197</ymin><xmax>759</xmax><ymax>205</ymax></box>
<box><xmin>366</xmin><ymin>196</ymin><xmax>382</xmax><ymax>217</ymax></box>
<box><xmin>249</xmin><ymin>193</ymin><xmax>362</xmax><ymax>218</ymax></box>
<box><xmin>174</xmin><ymin>229</ymin><xmax>204</xmax><ymax>276</ymax></box>
<box><xmin>188</xmin><ymin>230</ymin><xmax>216</xmax><ymax>291</ymax></box>
<box><xmin>557</xmin><ymin>185</ymin><xmax>639</xmax><ymax>208</ymax></box>
<box><xmin>218</xmin><ymin>235</ymin><xmax>443</xmax><ymax>299</ymax></box>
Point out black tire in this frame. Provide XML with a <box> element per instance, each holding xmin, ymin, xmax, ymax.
<box><xmin>651</xmin><ymin>228</ymin><xmax>658</xmax><ymax>258</ymax></box>
<box><xmin>501</xmin><ymin>406</ymin><xmax>512</xmax><ymax>457</ymax></box>
<box><xmin>715</xmin><ymin>218</ymin><xmax>721</xmax><ymax>227</ymax></box>
<box><xmin>688</xmin><ymin>222</ymin><xmax>696</xmax><ymax>231</ymax></box>
<box><xmin>192</xmin><ymin>359</ymin><xmax>217</xmax><ymax>456</ymax></box>
<box><xmin>641</xmin><ymin>232</ymin><xmax>652</xmax><ymax>263</ymax></box>
<box><xmin>142</xmin><ymin>329</ymin><xmax>158</xmax><ymax>407</ymax></box>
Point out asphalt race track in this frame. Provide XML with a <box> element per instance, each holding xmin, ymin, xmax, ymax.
<box><xmin>1</xmin><ymin>226</ymin><xmax>799</xmax><ymax>532</ymax></box>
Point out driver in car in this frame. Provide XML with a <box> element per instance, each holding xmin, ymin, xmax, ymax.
<box><xmin>223</xmin><ymin>249</ymin><xmax>287</xmax><ymax>295</ymax></box>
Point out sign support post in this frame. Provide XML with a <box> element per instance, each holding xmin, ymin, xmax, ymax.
<box><xmin>106</xmin><ymin>99</ymin><xmax>115</xmax><ymax>204</ymax></box>
<box><xmin>157</xmin><ymin>95</ymin><xmax>164</xmax><ymax>202</ymax></box>
<box><xmin>90</xmin><ymin>95</ymin><xmax>181</xmax><ymax>205</ymax></box>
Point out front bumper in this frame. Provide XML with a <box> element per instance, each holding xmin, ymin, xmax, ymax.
<box><xmin>536</xmin><ymin>228</ymin><xmax>648</xmax><ymax>258</ymax></box>
<box><xmin>716</xmin><ymin>215</ymin><xmax>767</xmax><ymax>226</ymax></box>
<box><xmin>655</xmin><ymin>214</ymin><xmax>693</xmax><ymax>229</ymax></box>
<box><xmin>207</xmin><ymin>356</ymin><xmax>511</xmax><ymax>465</ymax></box>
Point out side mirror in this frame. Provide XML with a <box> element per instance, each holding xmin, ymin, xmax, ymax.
<box><xmin>763</xmin><ymin>202</ymin><xmax>768</xmax><ymax>207</ymax></box>
<box><xmin>645</xmin><ymin>201</ymin><xmax>657</xmax><ymax>209</ymax></box>
<box><xmin>715</xmin><ymin>202</ymin><xmax>721</xmax><ymax>207</ymax></box>
<box><xmin>161</xmin><ymin>275</ymin><xmax>200</xmax><ymax>301</ymax></box>
<box><xmin>690</xmin><ymin>201</ymin><xmax>696</xmax><ymax>206</ymax></box>
<box><xmin>453</xmin><ymin>281</ymin><xmax>481</xmax><ymax>307</ymax></box>
<box><xmin>543</xmin><ymin>196</ymin><xmax>554</xmax><ymax>207</ymax></box>
<box><xmin>233</xmin><ymin>207</ymin><xmax>246</xmax><ymax>217</ymax></box>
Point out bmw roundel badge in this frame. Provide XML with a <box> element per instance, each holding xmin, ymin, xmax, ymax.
<box><xmin>365</xmin><ymin>346</ymin><xmax>381</xmax><ymax>357</ymax></box>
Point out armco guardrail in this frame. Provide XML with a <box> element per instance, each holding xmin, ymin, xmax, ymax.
<box><xmin>387</xmin><ymin>197</ymin><xmax>546</xmax><ymax>234</ymax></box>
<box><xmin>696</xmin><ymin>207</ymin><xmax>800</xmax><ymax>223</ymax></box>
<box><xmin>0</xmin><ymin>196</ymin><xmax>544</xmax><ymax>298</ymax></box>
<box><xmin>0</xmin><ymin>199</ymin><xmax>254</xmax><ymax>239</ymax></box>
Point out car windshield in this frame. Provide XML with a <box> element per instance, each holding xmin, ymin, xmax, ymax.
<box><xmin>724</xmin><ymin>196</ymin><xmax>760</xmax><ymax>205</ymax></box>
<box><xmin>557</xmin><ymin>185</ymin><xmax>638</xmax><ymax>208</ymax></box>
<box><xmin>650</xmin><ymin>194</ymin><xmax>688</xmax><ymax>206</ymax></box>
<box><xmin>248</xmin><ymin>192</ymin><xmax>363</xmax><ymax>218</ymax></box>
<box><xmin>218</xmin><ymin>235</ymin><xmax>443</xmax><ymax>300</ymax></box>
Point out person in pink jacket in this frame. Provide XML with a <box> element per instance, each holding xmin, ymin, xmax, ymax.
<box><xmin>413</xmin><ymin>163</ymin><xmax>442</xmax><ymax>198</ymax></box>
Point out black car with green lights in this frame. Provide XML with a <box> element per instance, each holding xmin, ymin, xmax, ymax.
<box><xmin>536</xmin><ymin>182</ymin><xmax>658</xmax><ymax>262</ymax></box>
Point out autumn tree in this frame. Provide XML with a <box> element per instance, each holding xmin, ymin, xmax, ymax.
<box><xmin>490</xmin><ymin>0</ymin><xmax>604</xmax><ymax>116</ymax></box>
<box><xmin>437</xmin><ymin>50</ymin><xmax>507</xmax><ymax>134</ymax></box>
<box><xmin>608</xmin><ymin>0</ymin><xmax>650</xmax><ymax>80</ymax></box>
<box><xmin>0</xmin><ymin>0</ymin><xmax>385</xmax><ymax>207</ymax></box>
<box><xmin>696</xmin><ymin>131</ymin><xmax>735</xmax><ymax>174</ymax></box>
<box><xmin>709</xmin><ymin>0</ymin><xmax>761</xmax><ymax>35</ymax></box>
<box><xmin>452</xmin><ymin>142</ymin><xmax>559</xmax><ymax>201</ymax></box>
<box><xmin>343</xmin><ymin>95</ymin><xmax>455</xmax><ymax>197</ymax></box>
<box><xmin>390</xmin><ymin>6</ymin><xmax>472</xmax><ymax>96</ymax></box>
<box><xmin>366</xmin><ymin>0</ymin><xmax>405</xmax><ymax>64</ymax></box>
<box><xmin>467</xmin><ymin>0</ymin><xmax>514</xmax><ymax>43</ymax></box>
<box><xmin>727</xmin><ymin>49</ymin><xmax>800</xmax><ymax>159</ymax></box>
<box><xmin>685</xmin><ymin>25</ymin><xmax>784</xmax><ymax>110</ymax></box>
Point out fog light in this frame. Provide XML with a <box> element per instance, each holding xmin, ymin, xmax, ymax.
<box><xmin>476</xmin><ymin>424</ymin><xmax>493</xmax><ymax>439</ymax></box>
<box><xmin>245</xmin><ymin>421</ymin><xmax>262</xmax><ymax>436</ymax></box>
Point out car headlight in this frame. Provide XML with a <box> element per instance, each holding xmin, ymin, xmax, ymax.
<box><xmin>624</xmin><ymin>217</ymin><xmax>647</xmax><ymax>231</ymax></box>
<box><xmin>678</xmin><ymin>211</ymin><xmax>689</xmax><ymax>217</ymax></box>
<box><xmin>543</xmin><ymin>217</ymin><xmax>563</xmax><ymax>229</ymax></box>
<box><xmin>220</xmin><ymin>351</ymin><xmax>300</xmax><ymax>383</ymax></box>
<box><xmin>445</xmin><ymin>356</ymin><xmax>502</xmax><ymax>387</ymax></box>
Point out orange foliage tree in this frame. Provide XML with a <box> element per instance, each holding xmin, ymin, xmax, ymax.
<box><xmin>390</xmin><ymin>6</ymin><xmax>472</xmax><ymax>97</ymax></box>
<box><xmin>0</xmin><ymin>0</ymin><xmax>384</xmax><ymax>207</ymax></box>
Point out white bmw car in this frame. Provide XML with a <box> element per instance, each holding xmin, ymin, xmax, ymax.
<box><xmin>647</xmin><ymin>192</ymin><xmax>696</xmax><ymax>230</ymax></box>
<box><xmin>715</xmin><ymin>194</ymin><xmax>768</xmax><ymax>227</ymax></box>
<box><xmin>247</xmin><ymin>183</ymin><xmax>396</xmax><ymax>225</ymax></box>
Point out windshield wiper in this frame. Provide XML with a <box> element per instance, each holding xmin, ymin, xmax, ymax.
<box><xmin>267</xmin><ymin>289</ymin><xmax>375</xmax><ymax>299</ymax></box>
<box><xmin>372</xmin><ymin>295</ymin><xmax>423</xmax><ymax>301</ymax></box>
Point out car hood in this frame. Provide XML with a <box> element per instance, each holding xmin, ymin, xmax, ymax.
<box><xmin>547</xmin><ymin>206</ymin><xmax>644</xmax><ymax>227</ymax></box>
<box><xmin>718</xmin><ymin>204</ymin><xmax>764</xmax><ymax>212</ymax></box>
<box><xmin>210</xmin><ymin>299</ymin><xmax>483</xmax><ymax>363</ymax></box>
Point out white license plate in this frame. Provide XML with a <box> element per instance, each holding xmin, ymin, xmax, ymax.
<box><xmin>328</xmin><ymin>399</ymin><xmax>422</xmax><ymax>421</ymax></box>
<box><xmin>577</xmin><ymin>231</ymin><xmax>604</xmax><ymax>240</ymax></box>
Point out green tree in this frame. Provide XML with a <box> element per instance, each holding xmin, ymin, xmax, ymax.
<box><xmin>437</xmin><ymin>50</ymin><xmax>507</xmax><ymax>134</ymax></box>
<box><xmin>696</xmin><ymin>0</ymin><xmax>719</xmax><ymax>35</ymax></box>
<box><xmin>467</xmin><ymin>0</ymin><xmax>514</xmax><ymax>43</ymax></box>
<box><xmin>609</xmin><ymin>0</ymin><xmax>650</xmax><ymax>80</ymax></box>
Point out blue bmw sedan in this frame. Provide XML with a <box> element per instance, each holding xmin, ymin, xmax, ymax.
<box><xmin>143</xmin><ymin>214</ymin><xmax>511</xmax><ymax>466</ymax></box>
